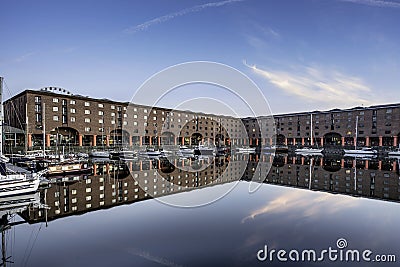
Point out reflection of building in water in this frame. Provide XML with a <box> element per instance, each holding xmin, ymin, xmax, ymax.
<box><xmin>242</xmin><ymin>155</ymin><xmax>400</xmax><ymax>202</ymax></box>
<box><xmin>23</xmin><ymin>157</ymin><xmax>245</xmax><ymax>223</ymax></box>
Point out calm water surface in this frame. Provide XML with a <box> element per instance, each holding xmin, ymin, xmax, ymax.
<box><xmin>4</xmin><ymin>156</ymin><xmax>400</xmax><ymax>266</ymax></box>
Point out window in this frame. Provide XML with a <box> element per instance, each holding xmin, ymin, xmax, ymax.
<box><xmin>133</xmin><ymin>107</ymin><xmax>137</xmax><ymax>112</ymax></box>
<box><xmin>111</xmin><ymin>112</ymin><xmax>115</xmax><ymax>117</ymax></box>
<box><xmin>85</xmin><ymin>127</ymin><xmax>91</xmax><ymax>132</ymax></box>
<box><xmin>144</xmin><ymin>115</ymin><xmax>147</xmax><ymax>120</ymax></box>
<box><xmin>70</xmin><ymin>100</ymin><xmax>75</xmax><ymax>105</ymax></box>
<box><xmin>84</xmin><ymin>102</ymin><xmax>90</xmax><ymax>107</ymax></box>
<box><xmin>70</xmin><ymin>108</ymin><xmax>76</xmax><ymax>113</ymax></box>
<box><xmin>98</xmin><ymin>103</ymin><xmax>104</xmax><ymax>108</ymax></box>
<box><xmin>53</xmin><ymin>115</ymin><xmax>59</xmax><ymax>121</ymax></box>
<box><xmin>123</xmin><ymin>121</ymin><xmax>127</xmax><ymax>125</ymax></box>
<box><xmin>144</xmin><ymin>109</ymin><xmax>148</xmax><ymax>113</ymax></box>
<box><xmin>53</xmin><ymin>106</ymin><xmax>58</xmax><ymax>112</ymax></box>
<box><xmin>99</xmin><ymin>111</ymin><xmax>104</xmax><ymax>116</ymax></box>
<box><xmin>111</xmin><ymin>105</ymin><xmax>115</xmax><ymax>109</ymax></box>
<box><xmin>133</xmin><ymin>114</ymin><xmax>137</xmax><ymax>119</ymax></box>
<box><xmin>153</xmin><ymin>110</ymin><xmax>157</xmax><ymax>114</ymax></box>
<box><xmin>153</xmin><ymin>117</ymin><xmax>157</xmax><ymax>121</ymax></box>
<box><xmin>86</xmin><ymin>188</ymin><xmax>91</xmax><ymax>193</ymax></box>
<box><xmin>53</xmin><ymin>98</ymin><xmax>59</xmax><ymax>103</ymax></box>
<box><xmin>35</xmin><ymin>96</ymin><xmax>41</xmax><ymax>103</ymax></box>
<box><xmin>85</xmin><ymin>118</ymin><xmax>91</xmax><ymax>123</ymax></box>
<box><xmin>133</xmin><ymin>121</ymin><xmax>137</xmax><ymax>126</ymax></box>
<box><xmin>70</xmin><ymin>117</ymin><xmax>75</xmax><ymax>122</ymax></box>
<box><xmin>85</xmin><ymin>110</ymin><xmax>90</xmax><ymax>114</ymax></box>
<box><xmin>99</xmin><ymin>119</ymin><xmax>103</xmax><ymax>124</ymax></box>
<box><xmin>111</xmin><ymin>120</ymin><xmax>115</xmax><ymax>124</ymax></box>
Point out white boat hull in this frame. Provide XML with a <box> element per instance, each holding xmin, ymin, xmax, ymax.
<box><xmin>344</xmin><ymin>149</ymin><xmax>377</xmax><ymax>156</ymax></box>
<box><xmin>0</xmin><ymin>178</ymin><xmax>40</xmax><ymax>197</ymax></box>
<box><xmin>89</xmin><ymin>151</ymin><xmax>110</xmax><ymax>158</ymax></box>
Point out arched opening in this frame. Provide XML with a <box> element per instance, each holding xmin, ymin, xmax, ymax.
<box><xmin>161</xmin><ymin>132</ymin><xmax>175</xmax><ymax>145</ymax></box>
<box><xmin>323</xmin><ymin>132</ymin><xmax>342</xmax><ymax>147</ymax></box>
<box><xmin>50</xmin><ymin>127</ymin><xmax>79</xmax><ymax>146</ymax></box>
<box><xmin>191</xmin><ymin>133</ymin><xmax>203</xmax><ymax>146</ymax></box>
<box><xmin>272</xmin><ymin>134</ymin><xmax>285</xmax><ymax>146</ymax></box>
<box><xmin>215</xmin><ymin>134</ymin><xmax>225</xmax><ymax>147</ymax></box>
<box><xmin>110</xmin><ymin>129</ymin><xmax>130</xmax><ymax>147</ymax></box>
<box><xmin>323</xmin><ymin>157</ymin><xmax>341</xmax><ymax>172</ymax></box>
<box><xmin>159</xmin><ymin>158</ymin><xmax>175</xmax><ymax>173</ymax></box>
<box><xmin>382</xmin><ymin>136</ymin><xmax>393</xmax><ymax>147</ymax></box>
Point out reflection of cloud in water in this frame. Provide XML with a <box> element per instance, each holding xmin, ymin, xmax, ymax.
<box><xmin>126</xmin><ymin>247</ymin><xmax>184</xmax><ymax>267</ymax></box>
<box><xmin>241</xmin><ymin>187</ymin><xmax>360</xmax><ymax>223</ymax></box>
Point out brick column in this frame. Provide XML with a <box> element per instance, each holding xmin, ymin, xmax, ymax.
<box><xmin>78</xmin><ymin>134</ymin><xmax>83</xmax><ymax>146</ymax></box>
<box><xmin>92</xmin><ymin>135</ymin><xmax>97</xmax><ymax>147</ymax></box>
<box><xmin>106</xmin><ymin>135</ymin><xmax>110</xmax><ymax>146</ymax></box>
<box><xmin>365</xmin><ymin>161</ymin><xmax>369</xmax><ymax>170</ymax></box>
<box><xmin>129</xmin><ymin>136</ymin><xmax>132</xmax><ymax>147</ymax></box>
<box><xmin>28</xmin><ymin>134</ymin><xmax>32</xmax><ymax>148</ymax></box>
<box><xmin>284</xmin><ymin>138</ymin><xmax>288</xmax><ymax>146</ymax></box>
<box><xmin>341</xmin><ymin>137</ymin><xmax>345</xmax><ymax>146</ymax></box>
<box><xmin>301</xmin><ymin>138</ymin><xmax>305</xmax><ymax>146</ymax></box>
<box><xmin>46</xmin><ymin>134</ymin><xmax>51</xmax><ymax>147</ymax></box>
<box><xmin>341</xmin><ymin>159</ymin><xmax>344</xmax><ymax>168</ymax></box>
<box><xmin>139</xmin><ymin>136</ymin><xmax>143</xmax><ymax>146</ymax></box>
<box><xmin>320</xmin><ymin>138</ymin><xmax>324</xmax><ymax>147</ymax></box>
<box><xmin>393</xmin><ymin>160</ymin><xmax>397</xmax><ymax>172</ymax></box>
<box><xmin>394</xmin><ymin>136</ymin><xmax>398</xmax><ymax>147</ymax></box>
<box><xmin>365</xmin><ymin>136</ymin><xmax>370</xmax><ymax>147</ymax></box>
<box><xmin>379</xmin><ymin>136</ymin><xmax>383</xmax><ymax>147</ymax></box>
<box><xmin>353</xmin><ymin>137</ymin><xmax>357</xmax><ymax>147</ymax></box>
<box><xmin>378</xmin><ymin>160</ymin><xmax>382</xmax><ymax>170</ymax></box>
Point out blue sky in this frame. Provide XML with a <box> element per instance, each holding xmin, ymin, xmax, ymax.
<box><xmin>1</xmin><ymin>0</ymin><xmax>400</xmax><ymax>115</ymax></box>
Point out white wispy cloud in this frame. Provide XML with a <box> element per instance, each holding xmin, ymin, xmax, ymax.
<box><xmin>124</xmin><ymin>0</ymin><xmax>245</xmax><ymax>34</ymax></box>
<box><xmin>244</xmin><ymin>61</ymin><xmax>380</xmax><ymax>108</ymax></box>
<box><xmin>15</xmin><ymin>52</ymin><xmax>36</xmax><ymax>62</ymax></box>
<box><xmin>339</xmin><ymin>0</ymin><xmax>400</xmax><ymax>8</ymax></box>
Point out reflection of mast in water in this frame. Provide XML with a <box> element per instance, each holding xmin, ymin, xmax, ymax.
<box><xmin>0</xmin><ymin>193</ymin><xmax>46</xmax><ymax>266</ymax></box>
<box><xmin>354</xmin><ymin>158</ymin><xmax>357</xmax><ymax>191</ymax></box>
<box><xmin>309</xmin><ymin>157</ymin><xmax>313</xmax><ymax>190</ymax></box>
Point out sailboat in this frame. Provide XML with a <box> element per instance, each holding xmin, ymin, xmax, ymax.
<box><xmin>89</xmin><ymin>115</ymin><xmax>110</xmax><ymax>158</ymax></box>
<box><xmin>295</xmin><ymin>114</ymin><xmax>323</xmax><ymax>156</ymax></box>
<box><xmin>344</xmin><ymin>116</ymin><xmax>377</xmax><ymax>157</ymax></box>
<box><xmin>0</xmin><ymin>77</ymin><xmax>47</xmax><ymax>197</ymax></box>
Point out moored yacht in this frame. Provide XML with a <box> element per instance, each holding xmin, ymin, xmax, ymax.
<box><xmin>236</xmin><ymin>147</ymin><xmax>256</xmax><ymax>153</ymax></box>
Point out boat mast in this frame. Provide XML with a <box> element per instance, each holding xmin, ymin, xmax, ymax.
<box><xmin>310</xmin><ymin>113</ymin><xmax>313</xmax><ymax>147</ymax></box>
<box><xmin>355</xmin><ymin>115</ymin><xmax>359</xmax><ymax>150</ymax></box>
<box><xmin>0</xmin><ymin>77</ymin><xmax>3</xmax><ymax>156</ymax></box>
<box><xmin>42</xmin><ymin>102</ymin><xmax>46</xmax><ymax>157</ymax></box>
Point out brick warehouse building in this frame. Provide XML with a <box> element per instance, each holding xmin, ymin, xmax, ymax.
<box><xmin>3</xmin><ymin>86</ymin><xmax>400</xmax><ymax>152</ymax></box>
<box><xmin>4</xmin><ymin>87</ymin><xmax>247</xmax><ymax>152</ymax></box>
<box><xmin>242</xmin><ymin>104</ymin><xmax>400</xmax><ymax>150</ymax></box>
